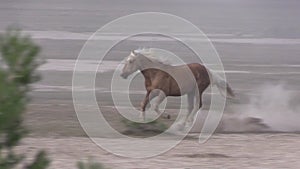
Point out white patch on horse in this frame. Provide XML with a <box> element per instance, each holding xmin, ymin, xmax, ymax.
<box><xmin>127</xmin><ymin>52</ymin><xmax>136</xmax><ymax>62</ymax></box>
<box><xmin>132</xmin><ymin>48</ymin><xmax>171</xmax><ymax>65</ymax></box>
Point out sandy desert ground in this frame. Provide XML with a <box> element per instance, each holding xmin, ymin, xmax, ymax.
<box><xmin>17</xmin><ymin>134</ymin><xmax>300</xmax><ymax>169</ymax></box>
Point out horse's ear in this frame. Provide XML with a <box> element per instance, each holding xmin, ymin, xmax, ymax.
<box><xmin>132</xmin><ymin>50</ymin><xmax>136</xmax><ymax>55</ymax></box>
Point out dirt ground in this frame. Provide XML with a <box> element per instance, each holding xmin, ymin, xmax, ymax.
<box><xmin>21</xmin><ymin>101</ymin><xmax>300</xmax><ymax>169</ymax></box>
<box><xmin>17</xmin><ymin>134</ymin><xmax>300</xmax><ymax>169</ymax></box>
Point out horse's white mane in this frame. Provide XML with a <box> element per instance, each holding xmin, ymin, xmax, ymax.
<box><xmin>133</xmin><ymin>48</ymin><xmax>171</xmax><ymax>65</ymax></box>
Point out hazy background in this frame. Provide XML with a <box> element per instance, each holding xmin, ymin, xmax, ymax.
<box><xmin>1</xmin><ymin>0</ymin><xmax>300</xmax><ymax>132</ymax></box>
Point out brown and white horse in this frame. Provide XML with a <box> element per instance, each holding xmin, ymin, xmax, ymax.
<box><xmin>120</xmin><ymin>48</ymin><xmax>234</xmax><ymax>125</ymax></box>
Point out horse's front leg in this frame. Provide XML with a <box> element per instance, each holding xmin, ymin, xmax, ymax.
<box><xmin>151</xmin><ymin>91</ymin><xmax>170</xmax><ymax>119</ymax></box>
<box><xmin>140</xmin><ymin>90</ymin><xmax>151</xmax><ymax>121</ymax></box>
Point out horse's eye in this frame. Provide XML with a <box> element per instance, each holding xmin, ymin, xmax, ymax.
<box><xmin>129</xmin><ymin>60</ymin><xmax>133</xmax><ymax>63</ymax></box>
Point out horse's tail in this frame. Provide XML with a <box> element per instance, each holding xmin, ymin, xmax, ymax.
<box><xmin>208</xmin><ymin>70</ymin><xmax>235</xmax><ymax>99</ymax></box>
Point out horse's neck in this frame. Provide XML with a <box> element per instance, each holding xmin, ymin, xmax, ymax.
<box><xmin>138</xmin><ymin>56</ymin><xmax>169</xmax><ymax>70</ymax></box>
<box><xmin>139</xmin><ymin>55</ymin><xmax>170</xmax><ymax>80</ymax></box>
<box><xmin>141</xmin><ymin>68</ymin><xmax>159</xmax><ymax>81</ymax></box>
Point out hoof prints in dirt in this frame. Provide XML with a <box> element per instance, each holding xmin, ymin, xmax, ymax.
<box><xmin>217</xmin><ymin>117</ymin><xmax>270</xmax><ymax>133</ymax></box>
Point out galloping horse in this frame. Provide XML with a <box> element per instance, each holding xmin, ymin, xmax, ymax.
<box><xmin>120</xmin><ymin>48</ymin><xmax>234</xmax><ymax>125</ymax></box>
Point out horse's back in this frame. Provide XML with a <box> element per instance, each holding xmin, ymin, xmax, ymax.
<box><xmin>172</xmin><ymin>63</ymin><xmax>209</xmax><ymax>80</ymax></box>
<box><xmin>161</xmin><ymin>63</ymin><xmax>210</xmax><ymax>95</ymax></box>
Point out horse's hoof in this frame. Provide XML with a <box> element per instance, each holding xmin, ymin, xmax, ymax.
<box><xmin>162</xmin><ymin>114</ymin><xmax>171</xmax><ymax>119</ymax></box>
<box><xmin>184</xmin><ymin>122</ymin><xmax>193</xmax><ymax>131</ymax></box>
<box><xmin>172</xmin><ymin>122</ymin><xmax>185</xmax><ymax>131</ymax></box>
<box><xmin>166</xmin><ymin>114</ymin><xmax>171</xmax><ymax>119</ymax></box>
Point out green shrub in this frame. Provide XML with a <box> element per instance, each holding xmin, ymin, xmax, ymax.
<box><xmin>77</xmin><ymin>159</ymin><xmax>107</xmax><ymax>169</ymax></box>
<box><xmin>0</xmin><ymin>28</ymin><xmax>109</xmax><ymax>169</ymax></box>
<box><xmin>0</xmin><ymin>29</ymin><xmax>49</xmax><ymax>169</ymax></box>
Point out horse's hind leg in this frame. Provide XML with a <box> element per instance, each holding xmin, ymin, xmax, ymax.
<box><xmin>179</xmin><ymin>92</ymin><xmax>195</xmax><ymax>125</ymax></box>
<box><xmin>173</xmin><ymin>92</ymin><xmax>195</xmax><ymax>131</ymax></box>
<box><xmin>186</xmin><ymin>90</ymin><xmax>202</xmax><ymax>126</ymax></box>
<box><xmin>187</xmin><ymin>92</ymin><xmax>195</xmax><ymax>117</ymax></box>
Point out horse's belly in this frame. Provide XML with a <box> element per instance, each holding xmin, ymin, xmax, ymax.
<box><xmin>168</xmin><ymin>81</ymin><xmax>195</xmax><ymax>96</ymax></box>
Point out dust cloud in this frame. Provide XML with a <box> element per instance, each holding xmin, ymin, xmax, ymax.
<box><xmin>221</xmin><ymin>84</ymin><xmax>300</xmax><ymax>132</ymax></box>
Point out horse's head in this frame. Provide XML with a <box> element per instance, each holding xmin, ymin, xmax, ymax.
<box><xmin>120</xmin><ymin>50</ymin><xmax>140</xmax><ymax>79</ymax></box>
